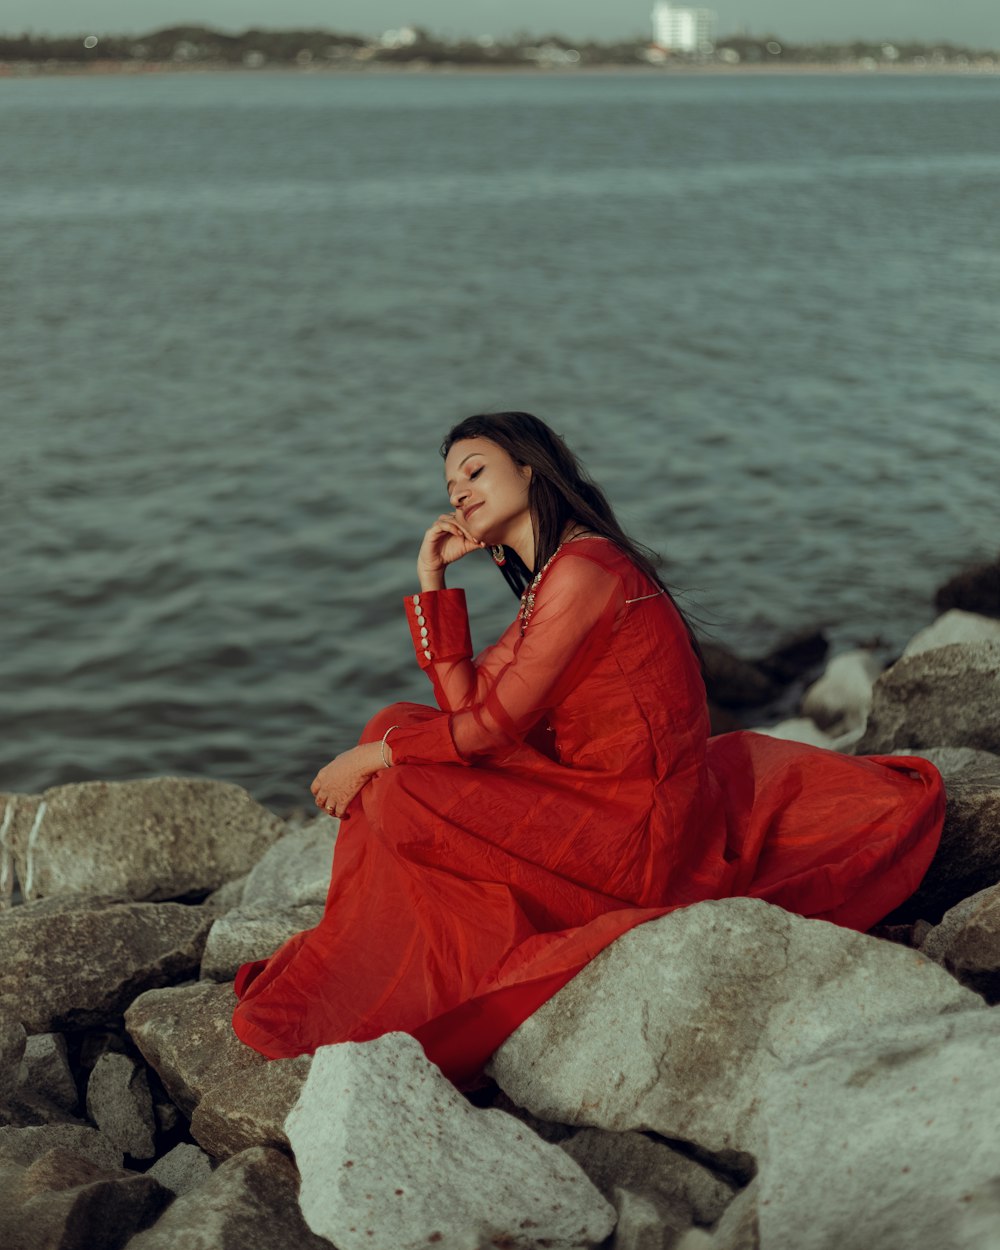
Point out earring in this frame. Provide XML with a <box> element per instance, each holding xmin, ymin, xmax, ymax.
<box><xmin>491</xmin><ymin>545</ymin><xmax>506</xmax><ymax>567</ymax></box>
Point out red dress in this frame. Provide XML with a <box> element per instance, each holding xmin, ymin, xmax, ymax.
<box><xmin>232</xmin><ymin>538</ymin><xmax>945</xmax><ymax>1086</ymax></box>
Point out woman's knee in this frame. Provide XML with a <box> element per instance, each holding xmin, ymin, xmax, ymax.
<box><xmin>358</xmin><ymin>702</ymin><xmax>432</xmax><ymax>745</ymax></box>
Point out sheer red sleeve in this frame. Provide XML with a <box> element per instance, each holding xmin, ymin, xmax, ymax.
<box><xmin>393</xmin><ymin>552</ymin><xmax>625</xmax><ymax>766</ymax></box>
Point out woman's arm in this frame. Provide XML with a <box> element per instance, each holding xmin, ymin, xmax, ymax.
<box><xmin>390</xmin><ymin>552</ymin><xmax>625</xmax><ymax>767</ymax></box>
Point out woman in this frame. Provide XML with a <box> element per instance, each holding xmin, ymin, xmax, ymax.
<box><xmin>232</xmin><ymin>412</ymin><xmax>945</xmax><ymax>1087</ymax></box>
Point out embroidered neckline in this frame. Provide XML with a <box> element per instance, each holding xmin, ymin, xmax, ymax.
<box><xmin>518</xmin><ymin>543</ymin><xmax>564</xmax><ymax>634</ymax></box>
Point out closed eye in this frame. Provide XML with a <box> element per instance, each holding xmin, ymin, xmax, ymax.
<box><xmin>469</xmin><ymin>467</ymin><xmax>483</xmax><ymax>480</ymax></box>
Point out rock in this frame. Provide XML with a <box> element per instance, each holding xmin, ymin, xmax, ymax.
<box><xmin>0</xmin><ymin>1122</ymin><xmax>123</xmax><ymax>1170</ymax></box>
<box><xmin>903</xmin><ymin>608</ymin><xmax>1000</xmax><ymax>657</ymax></box>
<box><xmin>756</xmin><ymin>1010</ymin><xmax>1000</xmax><ymax>1250</ymax></box>
<box><xmin>1</xmin><ymin>1012</ymin><xmax>26</xmax><ymax>1101</ymax></box>
<box><xmin>86</xmin><ymin>1051</ymin><xmax>156</xmax><ymax>1160</ymax></box>
<box><xmin>241</xmin><ymin>820</ymin><xmax>334</xmax><ymax>909</ymax></box>
<box><xmin>126</xmin><ymin>1145</ymin><xmax>331</xmax><ymax>1250</ymax></box>
<box><xmin>748</xmin><ymin>717</ymin><xmax>838</xmax><ymax>749</ymax></box>
<box><xmin>17</xmin><ymin>1033</ymin><xmax>77</xmax><ymax>1113</ymax></box>
<box><xmin>856</xmin><ymin>641</ymin><xmax>1000</xmax><ymax>755</ymax></box>
<box><xmin>800</xmin><ymin>649</ymin><xmax>881</xmax><ymax>734</ymax></box>
<box><xmin>934</xmin><ymin>553</ymin><xmax>1000</xmax><ymax>618</ymax></box>
<box><xmin>755</xmin><ymin>628</ymin><xmax>829</xmax><ymax>686</ymax></box>
<box><xmin>125</xmin><ymin>981</ymin><xmax>264</xmax><ymax>1119</ymax></box>
<box><xmin>488</xmin><ymin>898</ymin><xmax>982</xmax><ymax>1160</ymax></box>
<box><xmin>0</xmin><ymin>1146</ymin><xmax>168</xmax><ymax>1250</ymax></box>
<box><xmin>610</xmin><ymin>1186</ymin><xmax>691</xmax><ymax>1249</ymax></box>
<box><xmin>285</xmin><ymin>1032</ymin><xmax>617</xmax><ymax>1250</ymax></box>
<box><xmin>700</xmin><ymin>645</ymin><xmax>778</xmax><ymax>709</ymax></box>
<box><xmin>919</xmin><ymin>882</ymin><xmax>1000</xmax><ymax>1004</ymax></box>
<box><xmin>701</xmin><ymin>1182</ymin><xmax>759</xmax><ymax>1250</ymax></box>
<box><xmin>0</xmin><ymin>778</ymin><xmax>286</xmax><ymax>904</ymax></box>
<box><xmin>200</xmin><ymin>874</ymin><xmax>248</xmax><ymax>913</ymax></box>
<box><xmin>0</xmin><ymin>896</ymin><xmax>212</xmax><ymax>1033</ymax></box>
<box><xmin>190</xmin><ymin>1054</ymin><xmax>311</xmax><ymax>1159</ymax></box>
<box><xmin>200</xmin><ymin>904</ymin><xmax>323</xmax><ymax>982</ymax></box>
<box><xmin>559</xmin><ymin>1127</ymin><xmax>735</xmax><ymax>1229</ymax></box>
<box><xmin>146</xmin><ymin>1142</ymin><xmax>214</xmax><ymax>1197</ymax></box>
<box><xmin>904</xmin><ymin>746</ymin><xmax>1000</xmax><ymax>777</ymax></box>
<box><xmin>881</xmin><ymin>751</ymin><xmax>1000</xmax><ymax>923</ymax></box>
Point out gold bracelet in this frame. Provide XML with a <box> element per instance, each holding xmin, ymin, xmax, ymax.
<box><xmin>380</xmin><ymin>725</ymin><xmax>399</xmax><ymax>769</ymax></box>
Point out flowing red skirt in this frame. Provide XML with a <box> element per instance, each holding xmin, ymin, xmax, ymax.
<box><xmin>232</xmin><ymin>707</ymin><xmax>944</xmax><ymax>1088</ymax></box>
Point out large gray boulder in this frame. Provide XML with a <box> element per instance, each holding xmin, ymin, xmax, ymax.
<box><xmin>0</xmin><ymin>896</ymin><xmax>212</xmax><ymax>1032</ymax></box>
<box><xmin>86</xmin><ymin>1051</ymin><xmax>156</xmax><ymax>1160</ymax></box>
<box><xmin>126</xmin><ymin>1145</ymin><xmax>332</xmax><ymax>1250</ymax></box>
<box><xmin>0</xmin><ymin>779</ymin><xmax>286</xmax><ymax>903</ymax></box>
<box><xmin>190</xmin><ymin>1054</ymin><xmax>311</xmax><ymax>1159</ymax></box>
<box><xmin>489</xmin><ymin>898</ymin><xmax>983</xmax><ymax>1160</ymax></box>
<box><xmin>756</xmin><ymin>1009</ymin><xmax>1000</xmax><ymax>1250</ymax></box>
<box><xmin>200</xmin><ymin>904</ymin><xmax>323</xmax><ymax>982</ymax></box>
<box><xmin>125</xmin><ymin>981</ymin><xmax>264</xmax><ymax>1119</ymax></box>
<box><xmin>285</xmin><ymin>1032</ymin><xmax>617</xmax><ymax>1250</ymax></box>
<box><xmin>882</xmin><ymin>750</ymin><xmax>1000</xmax><ymax>923</ymax></box>
<box><xmin>240</xmin><ymin>820</ymin><xmax>334</xmax><ymax>909</ymax></box>
<box><xmin>856</xmin><ymin>641</ymin><xmax>1000</xmax><ymax>755</ymax></box>
<box><xmin>919</xmin><ymin>881</ymin><xmax>1000</xmax><ymax>1004</ymax></box>
<box><xmin>0</xmin><ymin>1146</ymin><xmax>168</xmax><ymax>1250</ymax></box>
<box><xmin>0</xmin><ymin>1122</ymin><xmax>122</xmax><ymax>1171</ymax></box>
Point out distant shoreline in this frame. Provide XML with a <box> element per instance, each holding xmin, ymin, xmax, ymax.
<box><xmin>2</xmin><ymin>60</ymin><xmax>998</xmax><ymax>80</ymax></box>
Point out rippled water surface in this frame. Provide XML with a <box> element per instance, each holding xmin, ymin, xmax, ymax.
<box><xmin>2</xmin><ymin>70</ymin><xmax>998</xmax><ymax>810</ymax></box>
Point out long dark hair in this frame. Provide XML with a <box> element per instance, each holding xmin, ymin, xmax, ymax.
<box><xmin>441</xmin><ymin>412</ymin><xmax>705</xmax><ymax>669</ymax></box>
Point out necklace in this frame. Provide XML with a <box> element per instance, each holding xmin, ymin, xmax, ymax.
<box><xmin>517</xmin><ymin>530</ymin><xmax>591</xmax><ymax>634</ymax></box>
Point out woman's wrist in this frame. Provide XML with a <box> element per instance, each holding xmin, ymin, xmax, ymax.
<box><xmin>417</xmin><ymin>565</ymin><xmax>446</xmax><ymax>592</ymax></box>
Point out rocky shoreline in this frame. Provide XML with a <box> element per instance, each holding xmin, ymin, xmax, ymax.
<box><xmin>1</xmin><ymin>553</ymin><xmax>999</xmax><ymax>1249</ymax></box>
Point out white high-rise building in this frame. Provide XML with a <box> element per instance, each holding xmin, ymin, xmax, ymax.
<box><xmin>651</xmin><ymin>4</ymin><xmax>717</xmax><ymax>53</ymax></box>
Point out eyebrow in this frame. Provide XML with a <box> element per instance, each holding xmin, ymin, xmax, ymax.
<box><xmin>445</xmin><ymin>452</ymin><xmax>482</xmax><ymax>493</ymax></box>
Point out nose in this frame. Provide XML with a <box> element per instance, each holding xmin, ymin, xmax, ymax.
<box><xmin>451</xmin><ymin>483</ymin><xmax>469</xmax><ymax>508</ymax></box>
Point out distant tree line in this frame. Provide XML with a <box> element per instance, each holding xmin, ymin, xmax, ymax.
<box><xmin>0</xmin><ymin>25</ymin><xmax>994</xmax><ymax>68</ymax></box>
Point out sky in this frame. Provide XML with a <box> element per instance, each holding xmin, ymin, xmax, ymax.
<box><xmin>6</xmin><ymin>1</ymin><xmax>999</xmax><ymax>47</ymax></box>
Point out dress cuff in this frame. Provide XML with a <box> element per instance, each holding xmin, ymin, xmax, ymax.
<box><xmin>388</xmin><ymin>714</ymin><xmax>467</xmax><ymax>767</ymax></box>
<box><xmin>405</xmin><ymin>589</ymin><xmax>473</xmax><ymax>671</ymax></box>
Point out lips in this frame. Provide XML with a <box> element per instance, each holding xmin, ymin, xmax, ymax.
<box><xmin>464</xmin><ymin>503</ymin><xmax>483</xmax><ymax>521</ymax></box>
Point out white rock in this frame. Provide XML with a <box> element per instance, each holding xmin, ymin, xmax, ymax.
<box><xmin>200</xmin><ymin>904</ymin><xmax>323</xmax><ymax>982</ymax></box>
<box><xmin>747</xmin><ymin>717</ymin><xmax>837</xmax><ymax>749</ymax></box>
<box><xmin>489</xmin><ymin>899</ymin><xmax>983</xmax><ymax>1158</ymax></box>
<box><xmin>241</xmin><ymin>821</ymin><xmax>335</xmax><ymax>909</ymax></box>
<box><xmin>610</xmin><ymin>1186</ymin><xmax>689</xmax><ymax>1249</ymax></box>
<box><xmin>86</xmin><ymin>1051</ymin><xmax>156</xmax><ymax>1159</ymax></box>
<box><xmin>285</xmin><ymin>1032</ymin><xmax>617</xmax><ymax>1250</ymax></box>
<box><xmin>801</xmin><ymin>649</ymin><xmax>881</xmax><ymax>734</ymax></box>
<box><xmin>757</xmin><ymin>1010</ymin><xmax>1000</xmax><ymax>1249</ymax></box>
<box><xmin>903</xmin><ymin>608</ymin><xmax>1000</xmax><ymax>658</ymax></box>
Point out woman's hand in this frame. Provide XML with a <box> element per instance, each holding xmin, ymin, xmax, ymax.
<box><xmin>310</xmin><ymin>744</ymin><xmax>382</xmax><ymax>820</ymax></box>
<box><xmin>417</xmin><ymin>513</ymin><xmax>484</xmax><ymax>590</ymax></box>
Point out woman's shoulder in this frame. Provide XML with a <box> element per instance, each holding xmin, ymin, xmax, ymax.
<box><xmin>557</xmin><ymin>535</ymin><xmax>638</xmax><ymax>575</ymax></box>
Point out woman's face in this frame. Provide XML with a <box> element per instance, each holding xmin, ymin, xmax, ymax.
<box><xmin>444</xmin><ymin>437</ymin><xmax>532</xmax><ymax>546</ymax></box>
